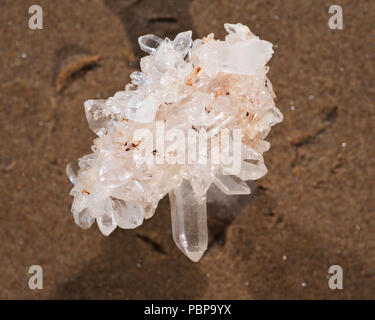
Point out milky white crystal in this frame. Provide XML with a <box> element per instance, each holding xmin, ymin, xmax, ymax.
<box><xmin>66</xmin><ymin>23</ymin><xmax>283</xmax><ymax>262</ymax></box>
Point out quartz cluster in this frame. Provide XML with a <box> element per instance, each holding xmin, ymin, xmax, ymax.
<box><xmin>66</xmin><ymin>23</ymin><xmax>283</xmax><ymax>262</ymax></box>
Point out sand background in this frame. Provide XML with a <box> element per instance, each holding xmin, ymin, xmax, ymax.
<box><xmin>0</xmin><ymin>0</ymin><xmax>374</xmax><ymax>299</ymax></box>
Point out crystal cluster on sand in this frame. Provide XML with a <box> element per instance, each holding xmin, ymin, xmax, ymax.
<box><xmin>66</xmin><ymin>23</ymin><xmax>283</xmax><ymax>262</ymax></box>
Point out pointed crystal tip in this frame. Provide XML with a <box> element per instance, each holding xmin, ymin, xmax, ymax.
<box><xmin>213</xmin><ymin>174</ymin><xmax>251</xmax><ymax>195</ymax></box>
<box><xmin>173</xmin><ymin>30</ymin><xmax>192</xmax><ymax>58</ymax></box>
<box><xmin>138</xmin><ymin>34</ymin><xmax>163</xmax><ymax>55</ymax></box>
<box><xmin>169</xmin><ymin>179</ymin><xmax>208</xmax><ymax>263</ymax></box>
<box><xmin>184</xmin><ymin>250</ymin><xmax>205</xmax><ymax>262</ymax></box>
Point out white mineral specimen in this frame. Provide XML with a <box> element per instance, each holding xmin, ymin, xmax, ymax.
<box><xmin>66</xmin><ymin>23</ymin><xmax>283</xmax><ymax>262</ymax></box>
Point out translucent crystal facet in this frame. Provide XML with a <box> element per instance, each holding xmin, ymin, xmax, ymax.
<box><xmin>237</xmin><ymin>159</ymin><xmax>268</xmax><ymax>181</ymax></box>
<box><xmin>138</xmin><ymin>34</ymin><xmax>163</xmax><ymax>54</ymax></box>
<box><xmin>169</xmin><ymin>179</ymin><xmax>208</xmax><ymax>262</ymax></box>
<box><xmin>144</xmin><ymin>201</ymin><xmax>158</xmax><ymax>220</ymax></box>
<box><xmin>219</xmin><ymin>39</ymin><xmax>274</xmax><ymax>75</ymax></box>
<box><xmin>84</xmin><ymin>99</ymin><xmax>112</xmax><ymax>136</ymax></box>
<box><xmin>73</xmin><ymin>208</ymin><xmax>95</xmax><ymax>230</ymax></box>
<box><xmin>98</xmin><ymin>153</ymin><xmax>133</xmax><ymax>188</ymax></box>
<box><xmin>224</xmin><ymin>23</ymin><xmax>252</xmax><ymax>38</ymax></box>
<box><xmin>173</xmin><ymin>31</ymin><xmax>193</xmax><ymax>58</ymax></box>
<box><xmin>213</xmin><ymin>174</ymin><xmax>251</xmax><ymax>195</ymax></box>
<box><xmin>112</xmin><ymin>198</ymin><xmax>144</xmax><ymax>229</ymax></box>
<box><xmin>66</xmin><ymin>160</ymin><xmax>79</xmax><ymax>185</ymax></box>
<box><xmin>66</xmin><ymin>23</ymin><xmax>283</xmax><ymax>261</ymax></box>
<box><xmin>130</xmin><ymin>71</ymin><xmax>152</xmax><ymax>87</ymax></box>
<box><xmin>97</xmin><ymin>212</ymin><xmax>117</xmax><ymax>236</ymax></box>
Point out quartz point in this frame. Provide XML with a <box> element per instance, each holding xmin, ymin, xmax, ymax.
<box><xmin>66</xmin><ymin>160</ymin><xmax>79</xmax><ymax>185</ymax></box>
<box><xmin>66</xmin><ymin>23</ymin><xmax>283</xmax><ymax>262</ymax></box>
<box><xmin>130</xmin><ymin>71</ymin><xmax>152</xmax><ymax>87</ymax></box>
<box><xmin>112</xmin><ymin>198</ymin><xmax>144</xmax><ymax>229</ymax></box>
<box><xmin>173</xmin><ymin>31</ymin><xmax>193</xmax><ymax>58</ymax></box>
<box><xmin>84</xmin><ymin>99</ymin><xmax>111</xmax><ymax>136</ymax></box>
<box><xmin>237</xmin><ymin>159</ymin><xmax>268</xmax><ymax>181</ymax></box>
<box><xmin>169</xmin><ymin>179</ymin><xmax>208</xmax><ymax>262</ymax></box>
<box><xmin>73</xmin><ymin>208</ymin><xmax>95</xmax><ymax>230</ymax></box>
<box><xmin>144</xmin><ymin>201</ymin><xmax>157</xmax><ymax>220</ymax></box>
<box><xmin>138</xmin><ymin>34</ymin><xmax>163</xmax><ymax>55</ymax></box>
<box><xmin>97</xmin><ymin>212</ymin><xmax>117</xmax><ymax>236</ymax></box>
<box><xmin>213</xmin><ymin>174</ymin><xmax>251</xmax><ymax>195</ymax></box>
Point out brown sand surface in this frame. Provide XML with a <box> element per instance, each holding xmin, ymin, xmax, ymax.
<box><xmin>0</xmin><ymin>0</ymin><xmax>374</xmax><ymax>299</ymax></box>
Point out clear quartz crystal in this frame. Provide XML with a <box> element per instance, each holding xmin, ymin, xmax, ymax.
<box><xmin>74</xmin><ymin>208</ymin><xmax>95</xmax><ymax>230</ymax></box>
<box><xmin>67</xmin><ymin>23</ymin><xmax>283</xmax><ymax>261</ymax></box>
<box><xmin>84</xmin><ymin>99</ymin><xmax>111</xmax><ymax>136</ymax></box>
<box><xmin>173</xmin><ymin>31</ymin><xmax>193</xmax><ymax>58</ymax></box>
<box><xmin>66</xmin><ymin>160</ymin><xmax>79</xmax><ymax>185</ymax></box>
<box><xmin>130</xmin><ymin>71</ymin><xmax>152</xmax><ymax>86</ymax></box>
<box><xmin>112</xmin><ymin>198</ymin><xmax>144</xmax><ymax>229</ymax></box>
<box><xmin>138</xmin><ymin>34</ymin><xmax>163</xmax><ymax>54</ymax></box>
<box><xmin>144</xmin><ymin>201</ymin><xmax>158</xmax><ymax>220</ymax></box>
<box><xmin>237</xmin><ymin>159</ymin><xmax>268</xmax><ymax>181</ymax></box>
<box><xmin>97</xmin><ymin>212</ymin><xmax>117</xmax><ymax>236</ymax></box>
<box><xmin>213</xmin><ymin>174</ymin><xmax>251</xmax><ymax>195</ymax></box>
<box><xmin>169</xmin><ymin>179</ymin><xmax>208</xmax><ymax>262</ymax></box>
